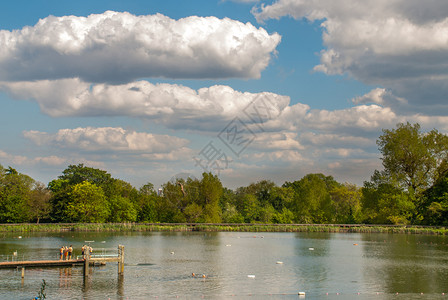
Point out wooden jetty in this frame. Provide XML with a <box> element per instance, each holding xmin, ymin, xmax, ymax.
<box><xmin>0</xmin><ymin>258</ymin><xmax>85</xmax><ymax>269</ymax></box>
<box><xmin>0</xmin><ymin>245</ymin><xmax>125</xmax><ymax>278</ymax></box>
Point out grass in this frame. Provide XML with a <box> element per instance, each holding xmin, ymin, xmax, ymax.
<box><xmin>0</xmin><ymin>223</ymin><xmax>447</xmax><ymax>235</ymax></box>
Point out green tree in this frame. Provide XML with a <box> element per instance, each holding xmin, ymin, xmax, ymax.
<box><xmin>29</xmin><ymin>182</ymin><xmax>52</xmax><ymax>224</ymax></box>
<box><xmin>374</xmin><ymin>122</ymin><xmax>448</xmax><ymax>222</ymax></box>
<box><xmin>378</xmin><ymin>122</ymin><xmax>448</xmax><ymax>194</ymax></box>
<box><xmin>136</xmin><ymin>183</ymin><xmax>158</xmax><ymax>222</ymax></box>
<box><xmin>361</xmin><ymin>171</ymin><xmax>415</xmax><ymax>224</ymax></box>
<box><xmin>330</xmin><ymin>183</ymin><xmax>362</xmax><ymax>224</ymax></box>
<box><xmin>0</xmin><ymin>166</ymin><xmax>35</xmax><ymax>223</ymax></box>
<box><xmin>59</xmin><ymin>163</ymin><xmax>114</xmax><ymax>195</ymax></box>
<box><xmin>48</xmin><ymin>178</ymin><xmax>71</xmax><ymax>222</ymax></box>
<box><xmin>237</xmin><ymin>193</ymin><xmax>260</xmax><ymax>223</ymax></box>
<box><xmin>65</xmin><ymin>181</ymin><xmax>110</xmax><ymax>222</ymax></box>
<box><xmin>221</xmin><ymin>202</ymin><xmax>244</xmax><ymax>223</ymax></box>
<box><xmin>284</xmin><ymin>174</ymin><xmax>336</xmax><ymax>223</ymax></box>
<box><xmin>199</xmin><ymin>173</ymin><xmax>223</xmax><ymax>223</ymax></box>
<box><xmin>420</xmin><ymin>175</ymin><xmax>448</xmax><ymax>225</ymax></box>
<box><xmin>184</xmin><ymin>202</ymin><xmax>203</xmax><ymax>222</ymax></box>
<box><xmin>107</xmin><ymin>195</ymin><xmax>137</xmax><ymax>222</ymax></box>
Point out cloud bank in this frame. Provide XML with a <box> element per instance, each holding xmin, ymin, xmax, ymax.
<box><xmin>0</xmin><ymin>11</ymin><xmax>281</xmax><ymax>83</ymax></box>
<box><xmin>1</xmin><ymin>79</ymin><xmax>290</xmax><ymax>131</ymax></box>
<box><xmin>253</xmin><ymin>0</ymin><xmax>448</xmax><ymax>114</ymax></box>
<box><xmin>23</xmin><ymin>127</ymin><xmax>189</xmax><ymax>153</ymax></box>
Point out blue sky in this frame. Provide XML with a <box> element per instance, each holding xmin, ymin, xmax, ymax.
<box><xmin>1</xmin><ymin>0</ymin><xmax>448</xmax><ymax>189</ymax></box>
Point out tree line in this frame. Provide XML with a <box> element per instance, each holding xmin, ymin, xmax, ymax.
<box><xmin>1</xmin><ymin>122</ymin><xmax>448</xmax><ymax>225</ymax></box>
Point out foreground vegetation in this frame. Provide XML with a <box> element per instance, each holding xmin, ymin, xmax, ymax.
<box><xmin>1</xmin><ymin>122</ymin><xmax>448</xmax><ymax>226</ymax></box>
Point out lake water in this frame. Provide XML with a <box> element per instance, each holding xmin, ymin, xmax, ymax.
<box><xmin>0</xmin><ymin>231</ymin><xmax>447</xmax><ymax>299</ymax></box>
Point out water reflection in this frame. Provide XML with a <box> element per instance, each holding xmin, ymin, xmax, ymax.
<box><xmin>361</xmin><ymin>234</ymin><xmax>448</xmax><ymax>295</ymax></box>
<box><xmin>0</xmin><ymin>231</ymin><xmax>448</xmax><ymax>299</ymax></box>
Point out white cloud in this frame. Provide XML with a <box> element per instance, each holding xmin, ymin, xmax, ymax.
<box><xmin>274</xmin><ymin>102</ymin><xmax>398</xmax><ymax>135</ymax></box>
<box><xmin>300</xmin><ymin>132</ymin><xmax>373</xmax><ymax>148</ymax></box>
<box><xmin>23</xmin><ymin>127</ymin><xmax>189</xmax><ymax>153</ymax></box>
<box><xmin>33</xmin><ymin>156</ymin><xmax>67</xmax><ymax>166</ymax></box>
<box><xmin>1</xmin><ymin>79</ymin><xmax>290</xmax><ymax>131</ymax></box>
<box><xmin>251</xmin><ymin>132</ymin><xmax>303</xmax><ymax>150</ymax></box>
<box><xmin>0</xmin><ymin>150</ymin><xmax>28</xmax><ymax>165</ymax></box>
<box><xmin>0</xmin><ymin>11</ymin><xmax>280</xmax><ymax>83</ymax></box>
<box><xmin>253</xmin><ymin>0</ymin><xmax>448</xmax><ymax>113</ymax></box>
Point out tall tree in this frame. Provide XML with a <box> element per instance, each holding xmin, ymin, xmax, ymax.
<box><xmin>284</xmin><ymin>174</ymin><xmax>336</xmax><ymax>223</ymax></box>
<box><xmin>0</xmin><ymin>166</ymin><xmax>35</xmax><ymax>223</ymax></box>
<box><xmin>330</xmin><ymin>183</ymin><xmax>362</xmax><ymax>224</ymax></box>
<box><xmin>361</xmin><ymin>170</ymin><xmax>414</xmax><ymax>224</ymax></box>
<box><xmin>59</xmin><ymin>164</ymin><xmax>113</xmax><ymax>195</ymax></box>
<box><xmin>29</xmin><ymin>182</ymin><xmax>52</xmax><ymax>224</ymax></box>
<box><xmin>199</xmin><ymin>173</ymin><xmax>223</xmax><ymax>223</ymax></box>
<box><xmin>375</xmin><ymin>122</ymin><xmax>448</xmax><ymax>222</ymax></box>
<box><xmin>378</xmin><ymin>122</ymin><xmax>448</xmax><ymax>194</ymax></box>
<box><xmin>64</xmin><ymin>181</ymin><xmax>110</xmax><ymax>223</ymax></box>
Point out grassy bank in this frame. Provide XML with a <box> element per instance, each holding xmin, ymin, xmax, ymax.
<box><xmin>0</xmin><ymin>223</ymin><xmax>447</xmax><ymax>235</ymax></box>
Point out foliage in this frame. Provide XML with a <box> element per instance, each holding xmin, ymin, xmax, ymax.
<box><xmin>284</xmin><ymin>174</ymin><xmax>337</xmax><ymax>223</ymax></box>
<box><xmin>37</xmin><ymin>279</ymin><xmax>46</xmax><ymax>300</ymax></box>
<box><xmin>377</xmin><ymin>122</ymin><xmax>448</xmax><ymax>193</ymax></box>
<box><xmin>366</xmin><ymin>122</ymin><xmax>448</xmax><ymax>224</ymax></box>
<box><xmin>107</xmin><ymin>196</ymin><xmax>137</xmax><ymax>222</ymax></box>
<box><xmin>65</xmin><ymin>181</ymin><xmax>110</xmax><ymax>223</ymax></box>
<box><xmin>0</xmin><ymin>165</ymin><xmax>35</xmax><ymax>223</ymax></box>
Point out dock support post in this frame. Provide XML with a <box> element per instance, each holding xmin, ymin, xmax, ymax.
<box><xmin>118</xmin><ymin>245</ymin><xmax>124</xmax><ymax>275</ymax></box>
<box><xmin>21</xmin><ymin>267</ymin><xmax>25</xmax><ymax>278</ymax></box>
<box><xmin>84</xmin><ymin>247</ymin><xmax>90</xmax><ymax>277</ymax></box>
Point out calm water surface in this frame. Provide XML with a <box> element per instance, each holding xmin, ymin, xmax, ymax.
<box><xmin>0</xmin><ymin>231</ymin><xmax>447</xmax><ymax>299</ymax></box>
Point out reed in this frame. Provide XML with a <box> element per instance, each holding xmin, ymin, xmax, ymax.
<box><xmin>0</xmin><ymin>223</ymin><xmax>446</xmax><ymax>235</ymax></box>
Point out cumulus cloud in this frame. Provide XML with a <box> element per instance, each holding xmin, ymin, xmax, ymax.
<box><xmin>1</xmin><ymin>79</ymin><xmax>290</xmax><ymax>131</ymax></box>
<box><xmin>0</xmin><ymin>150</ymin><xmax>28</xmax><ymax>165</ymax></box>
<box><xmin>273</xmin><ymin>103</ymin><xmax>398</xmax><ymax>136</ymax></box>
<box><xmin>1</xmin><ymin>77</ymin><xmax>406</xmax><ymax>137</ymax></box>
<box><xmin>300</xmin><ymin>132</ymin><xmax>373</xmax><ymax>148</ymax></box>
<box><xmin>251</xmin><ymin>132</ymin><xmax>303</xmax><ymax>150</ymax></box>
<box><xmin>23</xmin><ymin>127</ymin><xmax>189</xmax><ymax>153</ymax></box>
<box><xmin>253</xmin><ymin>0</ymin><xmax>448</xmax><ymax>114</ymax></box>
<box><xmin>0</xmin><ymin>11</ymin><xmax>281</xmax><ymax>83</ymax></box>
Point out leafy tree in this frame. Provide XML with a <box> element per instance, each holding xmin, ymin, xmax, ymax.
<box><xmin>48</xmin><ymin>178</ymin><xmax>71</xmax><ymax>222</ymax></box>
<box><xmin>0</xmin><ymin>166</ymin><xmax>35</xmax><ymax>223</ymax></box>
<box><xmin>29</xmin><ymin>182</ymin><xmax>52</xmax><ymax>224</ymax></box>
<box><xmin>199</xmin><ymin>173</ymin><xmax>223</xmax><ymax>223</ymax></box>
<box><xmin>330</xmin><ymin>183</ymin><xmax>362</xmax><ymax>224</ymax></box>
<box><xmin>242</xmin><ymin>180</ymin><xmax>276</xmax><ymax>207</ymax></box>
<box><xmin>136</xmin><ymin>183</ymin><xmax>158</xmax><ymax>222</ymax></box>
<box><xmin>273</xmin><ymin>207</ymin><xmax>294</xmax><ymax>224</ymax></box>
<box><xmin>284</xmin><ymin>174</ymin><xmax>336</xmax><ymax>223</ymax></box>
<box><xmin>64</xmin><ymin>181</ymin><xmax>110</xmax><ymax>222</ymax></box>
<box><xmin>59</xmin><ymin>163</ymin><xmax>113</xmax><ymax>195</ymax></box>
<box><xmin>269</xmin><ymin>186</ymin><xmax>294</xmax><ymax>212</ymax></box>
<box><xmin>184</xmin><ymin>202</ymin><xmax>203</xmax><ymax>222</ymax></box>
<box><xmin>221</xmin><ymin>202</ymin><xmax>244</xmax><ymax>223</ymax></box>
<box><xmin>361</xmin><ymin>171</ymin><xmax>415</xmax><ymax>224</ymax></box>
<box><xmin>378</xmin><ymin>122</ymin><xmax>448</xmax><ymax>194</ymax></box>
<box><xmin>237</xmin><ymin>194</ymin><xmax>260</xmax><ymax>223</ymax></box>
<box><xmin>107</xmin><ymin>196</ymin><xmax>137</xmax><ymax>222</ymax></box>
<box><xmin>420</xmin><ymin>175</ymin><xmax>448</xmax><ymax>225</ymax></box>
<box><xmin>372</xmin><ymin>122</ymin><xmax>448</xmax><ymax>223</ymax></box>
<box><xmin>160</xmin><ymin>180</ymin><xmax>188</xmax><ymax>221</ymax></box>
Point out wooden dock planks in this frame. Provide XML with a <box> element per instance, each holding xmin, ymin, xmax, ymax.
<box><xmin>0</xmin><ymin>259</ymin><xmax>85</xmax><ymax>269</ymax></box>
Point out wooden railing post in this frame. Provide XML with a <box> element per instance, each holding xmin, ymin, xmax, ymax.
<box><xmin>84</xmin><ymin>246</ymin><xmax>90</xmax><ymax>278</ymax></box>
<box><xmin>118</xmin><ymin>245</ymin><xmax>124</xmax><ymax>275</ymax></box>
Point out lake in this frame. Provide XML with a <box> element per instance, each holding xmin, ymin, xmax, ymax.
<box><xmin>0</xmin><ymin>231</ymin><xmax>447</xmax><ymax>299</ymax></box>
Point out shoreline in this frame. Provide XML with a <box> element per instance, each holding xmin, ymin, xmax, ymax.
<box><xmin>0</xmin><ymin>223</ymin><xmax>447</xmax><ymax>235</ymax></box>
